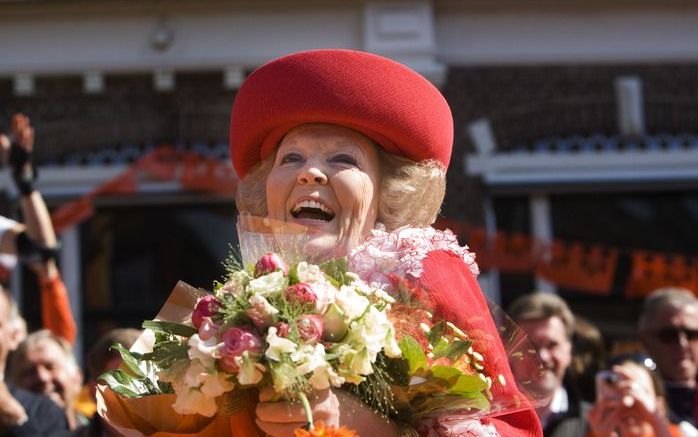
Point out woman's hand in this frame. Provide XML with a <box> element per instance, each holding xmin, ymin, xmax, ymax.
<box><xmin>255</xmin><ymin>388</ymin><xmax>340</xmax><ymax>437</ymax></box>
<box><xmin>255</xmin><ymin>387</ymin><xmax>399</xmax><ymax>437</ymax></box>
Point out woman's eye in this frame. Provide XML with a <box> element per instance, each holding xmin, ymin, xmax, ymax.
<box><xmin>280</xmin><ymin>153</ymin><xmax>304</xmax><ymax>164</ymax></box>
<box><xmin>330</xmin><ymin>154</ymin><xmax>358</xmax><ymax>166</ymax></box>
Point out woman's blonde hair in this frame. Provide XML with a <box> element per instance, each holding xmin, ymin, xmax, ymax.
<box><xmin>235</xmin><ymin>146</ymin><xmax>446</xmax><ymax>231</ymax></box>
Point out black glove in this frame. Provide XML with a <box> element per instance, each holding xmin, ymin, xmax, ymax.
<box><xmin>15</xmin><ymin>231</ymin><xmax>59</xmax><ymax>263</ymax></box>
<box><xmin>9</xmin><ymin>142</ymin><xmax>37</xmax><ymax>196</ymax></box>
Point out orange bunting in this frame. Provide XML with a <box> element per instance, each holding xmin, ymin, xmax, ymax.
<box><xmin>181</xmin><ymin>155</ymin><xmax>238</xmax><ymax>195</ymax></box>
<box><xmin>93</xmin><ymin>170</ymin><xmax>138</xmax><ymax>196</ymax></box>
<box><xmin>625</xmin><ymin>252</ymin><xmax>698</xmax><ymax>298</ymax></box>
<box><xmin>466</xmin><ymin>228</ymin><xmax>539</xmax><ymax>272</ymax></box>
<box><xmin>49</xmin><ymin>146</ymin><xmax>238</xmax><ymax>234</ymax></box>
<box><xmin>135</xmin><ymin>147</ymin><xmax>181</xmax><ymax>181</ymax></box>
<box><xmin>51</xmin><ymin>197</ymin><xmax>95</xmax><ymax>234</ymax></box>
<box><xmin>535</xmin><ymin>242</ymin><xmax>618</xmax><ymax>295</ymax></box>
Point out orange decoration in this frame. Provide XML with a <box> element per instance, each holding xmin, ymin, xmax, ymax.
<box><xmin>466</xmin><ymin>228</ymin><xmax>539</xmax><ymax>272</ymax></box>
<box><xmin>51</xmin><ymin>197</ymin><xmax>95</xmax><ymax>234</ymax></box>
<box><xmin>294</xmin><ymin>421</ymin><xmax>359</xmax><ymax>437</ymax></box>
<box><xmin>181</xmin><ymin>155</ymin><xmax>237</xmax><ymax>195</ymax></box>
<box><xmin>536</xmin><ymin>242</ymin><xmax>618</xmax><ymax>295</ymax></box>
<box><xmin>625</xmin><ymin>252</ymin><xmax>698</xmax><ymax>298</ymax></box>
<box><xmin>49</xmin><ymin>146</ymin><xmax>238</xmax><ymax>234</ymax></box>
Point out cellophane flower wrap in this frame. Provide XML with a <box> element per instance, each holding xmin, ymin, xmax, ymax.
<box><xmin>99</xmin><ymin>217</ymin><xmax>401</xmax><ymax>435</ymax></box>
<box><xmin>99</xmin><ymin>217</ymin><xmax>546</xmax><ymax>436</ymax></box>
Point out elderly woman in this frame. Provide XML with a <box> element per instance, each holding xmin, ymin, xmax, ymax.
<box><xmin>229</xmin><ymin>49</ymin><xmax>542</xmax><ymax>437</ymax></box>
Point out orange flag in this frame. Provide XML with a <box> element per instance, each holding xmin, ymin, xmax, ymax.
<box><xmin>536</xmin><ymin>242</ymin><xmax>618</xmax><ymax>295</ymax></box>
<box><xmin>625</xmin><ymin>252</ymin><xmax>698</xmax><ymax>298</ymax></box>
<box><xmin>467</xmin><ymin>228</ymin><xmax>538</xmax><ymax>272</ymax></box>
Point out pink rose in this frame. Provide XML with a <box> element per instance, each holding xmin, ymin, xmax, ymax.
<box><xmin>297</xmin><ymin>315</ymin><xmax>324</xmax><ymax>343</ymax></box>
<box><xmin>285</xmin><ymin>283</ymin><xmax>317</xmax><ymax>306</ymax></box>
<box><xmin>192</xmin><ymin>295</ymin><xmax>222</xmax><ymax>329</ymax></box>
<box><xmin>198</xmin><ymin>317</ymin><xmax>221</xmax><ymax>341</ymax></box>
<box><xmin>254</xmin><ymin>252</ymin><xmax>289</xmax><ymax>277</ymax></box>
<box><xmin>219</xmin><ymin>327</ymin><xmax>263</xmax><ymax>373</ymax></box>
<box><xmin>276</xmin><ymin>322</ymin><xmax>291</xmax><ymax>338</ymax></box>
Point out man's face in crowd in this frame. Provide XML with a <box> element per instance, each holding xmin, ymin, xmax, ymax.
<box><xmin>641</xmin><ymin>303</ymin><xmax>698</xmax><ymax>384</ymax></box>
<box><xmin>0</xmin><ymin>293</ymin><xmax>11</xmax><ymax>370</ymax></box>
<box><xmin>12</xmin><ymin>338</ymin><xmax>82</xmax><ymax>408</ymax></box>
<box><xmin>516</xmin><ymin>316</ymin><xmax>573</xmax><ymax>397</ymax></box>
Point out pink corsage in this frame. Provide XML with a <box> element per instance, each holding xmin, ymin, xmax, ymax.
<box><xmin>349</xmin><ymin>225</ymin><xmax>479</xmax><ymax>287</ymax></box>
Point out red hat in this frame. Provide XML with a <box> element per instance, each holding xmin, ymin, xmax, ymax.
<box><xmin>229</xmin><ymin>49</ymin><xmax>453</xmax><ymax>179</ymax></box>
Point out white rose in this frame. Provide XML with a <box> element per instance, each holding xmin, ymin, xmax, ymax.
<box><xmin>335</xmin><ymin>286</ymin><xmax>370</xmax><ymax>320</ymax></box>
<box><xmin>311</xmin><ymin>282</ymin><xmax>337</xmax><ymax>314</ymax></box>
<box><xmin>247</xmin><ymin>271</ymin><xmax>288</xmax><ymax>297</ymax></box>
<box><xmin>296</xmin><ymin>262</ymin><xmax>325</xmax><ymax>283</ymax></box>
<box><xmin>219</xmin><ymin>270</ymin><xmax>251</xmax><ymax>297</ymax></box>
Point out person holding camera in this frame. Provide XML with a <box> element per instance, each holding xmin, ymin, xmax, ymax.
<box><xmin>587</xmin><ymin>356</ymin><xmax>696</xmax><ymax>437</ymax></box>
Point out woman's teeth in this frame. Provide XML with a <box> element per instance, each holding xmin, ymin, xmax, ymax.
<box><xmin>291</xmin><ymin>200</ymin><xmax>335</xmax><ymax>221</ymax></box>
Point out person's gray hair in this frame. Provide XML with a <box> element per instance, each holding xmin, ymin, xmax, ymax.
<box><xmin>8</xmin><ymin>329</ymin><xmax>79</xmax><ymax>381</ymax></box>
<box><xmin>507</xmin><ymin>292</ymin><xmax>576</xmax><ymax>339</ymax></box>
<box><xmin>235</xmin><ymin>146</ymin><xmax>446</xmax><ymax>230</ymax></box>
<box><xmin>639</xmin><ymin>287</ymin><xmax>698</xmax><ymax>331</ymax></box>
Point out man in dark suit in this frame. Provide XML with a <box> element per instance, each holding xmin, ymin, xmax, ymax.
<box><xmin>0</xmin><ymin>288</ymin><xmax>69</xmax><ymax>436</ymax></box>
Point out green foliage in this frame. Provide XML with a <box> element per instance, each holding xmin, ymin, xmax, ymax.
<box><xmin>320</xmin><ymin>258</ymin><xmax>351</xmax><ymax>286</ymax></box>
<box><xmin>398</xmin><ymin>335</ymin><xmax>427</xmax><ymax>373</ymax></box>
<box><xmin>432</xmin><ymin>339</ymin><xmax>472</xmax><ymax>362</ymax></box>
<box><xmin>425</xmin><ymin>320</ymin><xmax>445</xmax><ymax>346</ymax></box>
<box><xmin>142</xmin><ymin>320</ymin><xmax>197</xmax><ymax>338</ymax></box>
<box><xmin>100</xmin><ymin>343</ymin><xmax>171</xmax><ymax>398</ymax></box>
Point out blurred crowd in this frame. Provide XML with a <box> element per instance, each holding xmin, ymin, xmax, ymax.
<box><xmin>0</xmin><ymin>113</ymin><xmax>696</xmax><ymax>436</ymax></box>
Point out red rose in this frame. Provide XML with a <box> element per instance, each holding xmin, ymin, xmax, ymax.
<box><xmin>192</xmin><ymin>295</ymin><xmax>222</xmax><ymax>329</ymax></box>
<box><xmin>285</xmin><ymin>283</ymin><xmax>317</xmax><ymax>306</ymax></box>
<box><xmin>297</xmin><ymin>315</ymin><xmax>324</xmax><ymax>343</ymax></box>
<box><xmin>254</xmin><ymin>252</ymin><xmax>289</xmax><ymax>277</ymax></box>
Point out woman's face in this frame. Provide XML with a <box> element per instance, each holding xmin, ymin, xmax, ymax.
<box><xmin>265</xmin><ymin>124</ymin><xmax>381</xmax><ymax>256</ymax></box>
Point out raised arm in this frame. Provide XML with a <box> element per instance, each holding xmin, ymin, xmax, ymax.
<box><xmin>4</xmin><ymin>114</ymin><xmax>76</xmax><ymax>344</ymax></box>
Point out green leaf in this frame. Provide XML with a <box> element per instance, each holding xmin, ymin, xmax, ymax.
<box><xmin>432</xmin><ymin>339</ymin><xmax>472</xmax><ymax>362</ymax></box>
<box><xmin>110</xmin><ymin>343</ymin><xmax>145</xmax><ymax>378</ymax></box>
<box><xmin>448</xmin><ymin>373</ymin><xmax>488</xmax><ymax>394</ymax></box>
<box><xmin>399</xmin><ymin>335</ymin><xmax>427</xmax><ymax>374</ymax></box>
<box><xmin>288</xmin><ymin>264</ymin><xmax>300</xmax><ymax>285</ymax></box>
<box><xmin>431</xmin><ymin>337</ymin><xmax>450</xmax><ymax>357</ymax></box>
<box><xmin>142</xmin><ymin>320</ymin><xmax>197</xmax><ymax>338</ymax></box>
<box><xmin>426</xmin><ymin>320</ymin><xmax>446</xmax><ymax>347</ymax></box>
<box><xmin>99</xmin><ymin>370</ymin><xmax>145</xmax><ymax>398</ymax></box>
<box><xmin>430</xmin><ymin>365</ymin><xmax>463</xmax><ymax>383</ymax></box>
<box><xmin>320</xmin><ymin>258</ymin><xmax>350</xmax><ymax>285</ymax></box>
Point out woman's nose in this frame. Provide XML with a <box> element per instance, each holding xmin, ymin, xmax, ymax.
<box><xmin>297</xmin><ymin>166</ymin><xmax>328</xmax><ymax>185</ymax></box>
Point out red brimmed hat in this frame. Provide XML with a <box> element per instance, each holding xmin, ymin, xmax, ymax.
<box><xmin>229</xmin><ymin>49</ymin><xmax>453</xmax><ymax>179</ymax></box>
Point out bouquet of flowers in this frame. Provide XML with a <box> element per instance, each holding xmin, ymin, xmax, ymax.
<box><xmin>98</xmin><ymin>218</ymin><xmax>544</xmax><ymax>436</ymax></box>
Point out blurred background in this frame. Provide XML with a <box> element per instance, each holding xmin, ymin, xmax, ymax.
<box><xmin>1</xmin><ymin>0</ymin><xmax>697</xmax><ymax>361</ymax></box>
